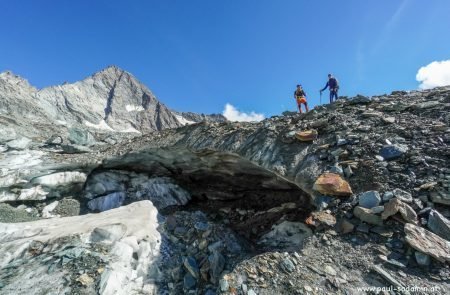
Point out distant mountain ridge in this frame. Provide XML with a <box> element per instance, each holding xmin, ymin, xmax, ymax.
<box><xmin>0</xmin><ymin>66</ymin><xmax>226</xmax><ymax>143</ymax></box>
<box><xmin>171</xmin><ymin>111</ymin><xmax>228</xmax><ymax>125</ymax></box>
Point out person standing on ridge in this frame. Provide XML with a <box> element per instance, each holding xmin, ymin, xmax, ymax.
<box><xmin>294</xmin><ymin>84</ymin><xmax>309</xmax><ymax>113</ymax></box>
<box><xmin>320</xmin><ymin>74</ymin><xmax>339</xmax><ymax>103</ymax></box>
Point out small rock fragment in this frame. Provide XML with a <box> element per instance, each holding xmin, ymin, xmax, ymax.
<box><xmin>353</xmin><ymin>206</ymin><xmax>383</xmax><ymax>226</ymax></box>
<box><xmin>183</xmin><ymin>256</ymin><xmax>200</xmax><ymax>279</ymax></box>
<box><xmin>415</xmin><ymin>251</ymin><xmax>431</xmax><ymax>266</ymax></box>
<box><xmin>281</xmin><ymin>258</ymin><xmax>295</xmax><ymax>273</ymax></box>
<box><xmin>208</xmin><ymin>251</ymin><xmax>225</xmax><ymax>282</ymax></box>
<box><xmin>183</xmin><ymin>273</ymin><xmax>196</xmax><ymax>290</ymax></box>
<box><xmin>382</xmin><ymin>191</ymin><xmax>394</xmax><ymax>202</ymax></box>
<box><xmin>393</xmin><ymin>188</ymin><xmax>413</xmax><ymax>203</ymax></box>
<box><xmin>329</xmin><ymin>165</ymin><xmax>344</xmax><ymax>176</ymax></box>
<box><xmin>313</xmin><ymin>195</ymin><xmax>333</xmax><ymax>211</ymax></box>
<box><xmin>344</xmin><ymin>165</ymin><xmax>353</xmax><ymax>178</ymax></box>
<box><xmin>336</xmin><ymin>219</ymin><xmax>355</xmax><ymax>234</ymax></box>
<box><xmin>219</xmin><ymin>279</ymin><xmax>229</xmax><ymax>292</ymax></box>
<box><xmin>379</xmin><ymin>144</ymin><xmax>408</xmax><ymax>161</ymax></box>
<box><xmin>77</xmin><ymin>274</ymin><xmax>94</xmax><ymax>286</ymax></box>
<box><xmin>370</xmin><ymin>226</ymin><xmax>394</xmax><ymax>238</ymax></box>
<box><xmin>383</xmin><ymin>116</ymin><xmax>396</xmax><ymax>124</ymax></box>
<box><xmin>357</xmin><ymin>223</ymin><xmax>370</xmax><ymax>233</ymax></box>
<box><xmin>372</xmin><ymin>265</ymin><xmax>404</xmax><ymax>289</ymax></box>
<box><xmin>324</xmin><ymin>265</ymin><xmax>337</xmax><ymax>276</ymax></box>
<box><xmin>42</xmin><ymin>201</ymin><xmax>60</xmax><ymax>218</ymax></box>
<box><xmin>306</xmin><ymin>211</ymin><xmax>336</xmax><ymax>227</ymax></box>
<box><xmin>304</xmin><ymin>285</ymin><xmax>313</xmax><ymax>292</ymax></box>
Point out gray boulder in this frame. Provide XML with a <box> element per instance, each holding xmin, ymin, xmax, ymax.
<box><xmin>358</xmin><ymin>191</ymin><xmax>381</xmax><ymax>209</ymax></box>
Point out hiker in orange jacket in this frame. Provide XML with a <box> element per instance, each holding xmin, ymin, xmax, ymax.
<box><xmin>294</xmin><ymin>84</ymin><xmax>309</xmax><ymax>113</ymax></box>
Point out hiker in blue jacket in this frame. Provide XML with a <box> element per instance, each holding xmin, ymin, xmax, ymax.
<box><xmin>320</xmin><ymin>74</ymin><xmax>339</xmax><ymax>103</ymax></box>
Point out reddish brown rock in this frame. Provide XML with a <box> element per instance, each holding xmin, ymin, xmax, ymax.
<box><xmin>306</xmin><ymin>211</ymin><xmax>337</xmax><ymax>227</ymax></box>
<box><xmin>404</xmin><ymin>223</ymin><xmax>450</xmax><ymax>263</ymax></box>
<box><xmin>313</xmin><ymin>173</ymin><xmax>353</xmax><ymax>197</ymax></box>
<box><xmin>295</xmin><ymin>130</ymin><xmax>318</xmax><ymax>142</ymax></box>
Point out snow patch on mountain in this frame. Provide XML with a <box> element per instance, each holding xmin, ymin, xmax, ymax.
<box><xmin>55</xmin><ymin>120</ymin><xmax>68</xmax><ymax>126</ymax></box>
<box><xmin>174</xmin><ymin>114</ymin><xmax>196</xmax><ymax>126</ymax></box>
<box><xmin>120</xmin><ymin>127</ymin><xmax>141</xmax><ymax>134</ymax></box>
<box><xmin>84</xmin><ymin>120</ymin><xmax>115</xmax><ymax>131</ymax></box>
<box><xmin>125</xmin><ymin>105</ymin><xmax>145</xmax><ymax>112</ymax></box>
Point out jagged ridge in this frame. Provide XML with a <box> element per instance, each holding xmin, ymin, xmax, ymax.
<box><xmin>0</xmin><ymin>66</ymin><xmax>225</xmax><ymax>143</ymax></box>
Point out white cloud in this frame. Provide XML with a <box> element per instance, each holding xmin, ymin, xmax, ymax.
<box><xmin>222</xmin><ymin>103</ymin><xmax>264</xmax><ymax>122</ymax></box>
<box><xmin>416</xmin><ymin>60</ymin><xmax>450</xmax><ymax>89</ymax></box>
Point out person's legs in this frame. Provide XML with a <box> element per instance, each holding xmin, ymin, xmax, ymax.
<box><xmin>297</xmin><ymin>102</ymin><xmax>302</xmax><ymax>113</ymax></box>
<box><xmin>304</xmin><ymin>102</ymin><xmax>309</xmax><ymax>112</ymax></box>
<box><xmin>329</xmin><ymin>91</ymin><xmax>333</xmax><ymax>103</ymax></box>
<box><xmin>333</xmin><ymin>90</ymin><xmax>338</xmax><ymax>101</ymax></box>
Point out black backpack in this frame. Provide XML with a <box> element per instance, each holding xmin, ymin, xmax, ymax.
<box><xmin>330</xmin><ymin>77</ymin><xmax>339</xmax><ymax>89</ymax></box>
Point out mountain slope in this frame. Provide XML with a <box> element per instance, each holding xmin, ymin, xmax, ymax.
<box><xmin>35</xmin><ymin>66</ymin><xmax>181</xmax><ymax>133</ymax></box>
<box><xmin>0</xmin><ymin>71</ymin><xmax>57</xmax><ymax>142</ymax></box>
<box><xmin>0</xmin><ymin>66</ymin><xmax>227</xmax><ymax>146</ymax></box>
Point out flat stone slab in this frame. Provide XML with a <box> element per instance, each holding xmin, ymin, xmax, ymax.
<box><xmin>295</xmin><ymin>130</ymin><xmax>318</xmax><ymax>142</ymax></box>
<box><xmin>404</xmin><ymin>223</ymin><xmax>450</xmax><ymax>263</ymax></box>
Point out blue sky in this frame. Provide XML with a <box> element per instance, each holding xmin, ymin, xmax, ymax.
<box><xmin>1</xmin><ymin>0</ymin><xmax>450</xmax><ymax>119</ymax></box>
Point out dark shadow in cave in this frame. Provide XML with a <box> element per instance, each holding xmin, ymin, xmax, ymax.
<box><xmin>95</xmin><ymin>147</ymin><xmax>313</xmax><ymax>242</ymax></box>
<box><xmin>83</xmin><ymin>147</ymin><xmax>314</xmax><ymax>293</ymax></box>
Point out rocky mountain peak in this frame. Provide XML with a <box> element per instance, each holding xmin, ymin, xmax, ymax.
<box><xmin>0</xmin><ymin>70</ymin><xmax>37</xmax><ymax>93</ymax></box>
<box><xmin>90</xmin><ymin>65</ymin><xmax>129</xmax><ymax>83</ymax></box>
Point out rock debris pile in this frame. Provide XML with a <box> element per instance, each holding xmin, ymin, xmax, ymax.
<box><xmin>0</xmin><ymin>79</ymin><xmax>449</xmax><ymax>294</ymax></box>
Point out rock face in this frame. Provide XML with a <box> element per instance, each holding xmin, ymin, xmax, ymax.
<box><xmin>100</xmin><ymin>148</ymin><xmax>308</xmax><ymax>205</ymax></box>
<box><xmin>36</xmin><ymin>66</ymin><xmax>182</xmax><ymax>133</ymax></box>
